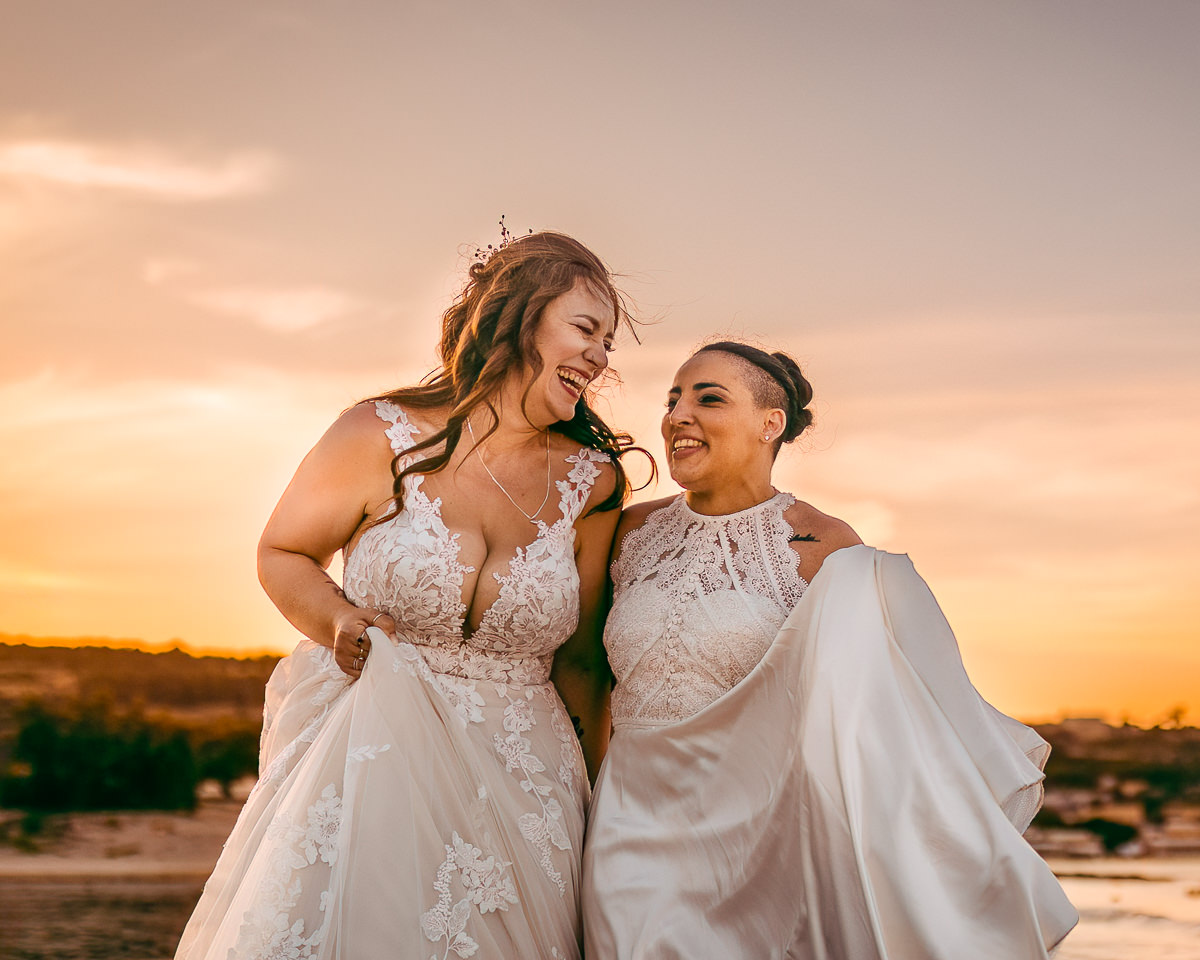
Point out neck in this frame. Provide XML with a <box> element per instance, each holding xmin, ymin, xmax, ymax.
<box><xmin>467</xmin><ymin>388</ymin><xmax>549</xmax><ymax>454</ymax></box>
<box><xmin>683</xmin><ymin>477</ymin><xmax>777</xmax><ymax>516</ymax></box>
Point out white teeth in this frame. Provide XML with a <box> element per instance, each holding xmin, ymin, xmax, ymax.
<box><xmin>558</xmin><ymin>368</ymin><xmax>588</xmax><ymax>390</ymax></box>
<box><xmin>673</xmin><ymin>438</ymin><xmax>703</xmax><ymax>451</ymax></box>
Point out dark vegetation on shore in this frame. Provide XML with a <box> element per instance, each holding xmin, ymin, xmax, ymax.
<box><xmin>1035</xmin><ymin>716</ymin><xmax>1200</xmax><ymax>808</ymax></box>
<box><xmin>1030</xmin><ymin>716</ymin><xmax>1200</xmax><ymax>850</ymax></box>
<box><xmin>0</xmin><ymin>641</ymin><xmax>279</xmax><ymax>814</ymax></box>
<box><xmin>1</xmin><ymin>641</ymin><xmax>1197</xmax><ymax>827</ymax></box>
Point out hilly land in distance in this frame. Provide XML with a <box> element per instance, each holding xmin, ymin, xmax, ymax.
<box><xmin>0</xmin><ymin>636</ymin><xmax>280</xmax><ymax>738</ymax></box>
<box><xmin>1</xmin><ymin>636</ymin><xmax>1197</xmax><ymax>773</ymax></box>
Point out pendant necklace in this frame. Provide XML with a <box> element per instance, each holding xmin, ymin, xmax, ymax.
<box><xmin>465</xmin><ymin>418</ymin><xmax>552</xmax><ymax>523</ymax></box>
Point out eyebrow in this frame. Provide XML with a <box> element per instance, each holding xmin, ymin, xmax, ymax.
<box><xmin>667</xmin><ymin>381</ymin><xmax>730</xmax><ymax>395</ymax></box>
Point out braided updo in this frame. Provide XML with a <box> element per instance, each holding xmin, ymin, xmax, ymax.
<box><xmin>694</xmin><ymin>340</ymin><xmax>814</xmax><ymax>452</ymax></box>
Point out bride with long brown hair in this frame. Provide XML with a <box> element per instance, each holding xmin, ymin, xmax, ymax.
<box><xmin>176</xmin><ymin>230</ymin><xmax>635</xmax><ymax>960</ymax></box>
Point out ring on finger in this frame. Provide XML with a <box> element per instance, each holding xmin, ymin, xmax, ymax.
<box><xmin>356</xmin><ymin>631</ymin><xmax>366</xmax><ymax>646</ymax></box>
<box><xmin>353</xmin><ymin>655</ymin><xmax>364</xmax><ymax>671</ymax></box>
<box><xmin>370</xmin><ymin>612</ymin><xmax>385</xmax><ymax>626</ymax></box>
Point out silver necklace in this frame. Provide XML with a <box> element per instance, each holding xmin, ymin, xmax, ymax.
<box><xmin>465</xmin><ymin>418</ymin><xmax>552</xmax><ymax>523</ymax></box>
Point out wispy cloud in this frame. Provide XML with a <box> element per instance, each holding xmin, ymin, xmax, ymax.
<box><xmin>0</xmin><ymin>138</ymin><xmax>279</xmax><ymax>200</ymax></box>
<box><xmin>142</xmin><ymin>257</ymin><xmax>202</xmax><ymax>285</ymax></box>
<box><xmin>191</xmin><ymin>285</ymin><xmax>369</xmax><ymax>333</ymax></box>
<box><xmin>0</xmin><ymin>560</ymin><xmax>90</xmax><ymax>592</ymax></box>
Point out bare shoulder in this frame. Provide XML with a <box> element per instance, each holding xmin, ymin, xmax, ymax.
<box><xmin>786</xmin><ymin>499</ymin><xmax>862</xmax><ymax>547</ymax></box>
<box><xmin>334</xmin><ymin>399</ymin><xmax>389</xmax><ymax>435</ymax></box>
<box><xmin>783</xmin><ymin>498</ymin><xmax>863</xmax><ymax>583</ymax></box>
<box><xmin>397</xmin><ymin>402</ymin><xmax>450</xmax><ymax>437</ymax></box>
<box><xmin>315</xmin><ymin>401</ymin><xmax>394</xmax><ymax>465</ymax></box>
<box><xmin>260</xmin><ymin>402</ymin><xmax>395</xmax><ymax>559</ymax></box>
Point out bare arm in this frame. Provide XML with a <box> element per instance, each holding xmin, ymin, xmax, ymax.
<box><xmin>257</xmin><ymin>403</ymin><xmax>397</xmax><ymax>676</ymax></box>
<box><xmin>551</xmin><ymin>494</ymin><xmax>675</xmax><ymax>780</ymax></box>
<box><xmin>551</xmin><ymin>470</ymin><xmax>622</xmax><ymax>784</ymax></box>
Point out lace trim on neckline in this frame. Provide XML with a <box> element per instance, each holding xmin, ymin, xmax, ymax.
<box><xmin>678</xmin><ymin>490</ymin><xmax>793</xmax><ymax>522</ymax></box>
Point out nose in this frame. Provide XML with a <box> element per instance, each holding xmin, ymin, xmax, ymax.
<box><xmin>667</xmin><ymin>398</ymin><xmax>693</xmax><ymax>426</ymax></box>
<box><xmin>583</xmin><ymin>337</ymin><xmax>609</xmax><ymax>373</ymax></box>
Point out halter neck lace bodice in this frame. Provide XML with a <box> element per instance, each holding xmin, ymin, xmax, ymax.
<box><xmin>342</xmin><ymin>401</ymin><xmax>608</xmax><ymax>686</ymax></box>
<box><xmin>605</xmin><ymin>492</ymin><xmax>807</xmax><ymax>726</ymax></box>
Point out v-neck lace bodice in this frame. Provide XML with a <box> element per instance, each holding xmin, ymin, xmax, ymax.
<box><xmin>342</xmin><ymin>401</ymin><xmax>609</xmax><ymax>686</ymax></box>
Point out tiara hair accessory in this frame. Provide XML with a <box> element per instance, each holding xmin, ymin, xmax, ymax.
<box><xmin>474</xmin><ymin>215</ymin><xmax>533</xmax><ymax>265</ymax></box>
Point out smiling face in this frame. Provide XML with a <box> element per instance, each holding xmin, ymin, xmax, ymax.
<box><xmin>662</xmin><ymin>351</ymin><xmax>785</xmax><ymax>494</ymax></box>
<box><xmin>521</xmin><ymin>278</ymin><xmax>615</xmax><ymax>426</ymax></box>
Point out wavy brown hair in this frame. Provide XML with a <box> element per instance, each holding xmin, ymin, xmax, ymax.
<box><xmin>368</xmin><ymin>231</ymin><xmax>648</xmax><ymax>520</ymax></box>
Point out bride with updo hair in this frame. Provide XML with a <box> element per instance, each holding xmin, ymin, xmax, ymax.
<box><xmin>582</xmin><ymin>340</ymin><xmax>1076</xmax><ymax>959</ymax></box>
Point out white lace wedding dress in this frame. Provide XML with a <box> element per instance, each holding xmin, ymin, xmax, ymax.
<box><xmin>176</xmin><ymin>401</ymin><xmax>608</xmax><ymax>960</ymax></box>
<box><xmin>582</xmin><ymin>493</ymin><xmax>1077</xmax><ymax>959</ymax></box>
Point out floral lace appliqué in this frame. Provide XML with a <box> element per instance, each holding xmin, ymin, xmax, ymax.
<box><xmin>232</xmin><ymin>783</ymin><xmax>343</xmax><ymax>960</ymax></box>
<box><xmin>491</xmin><ymin>685</ymin><xmax>570</xmax><ymax>893</ymax></box>
<box><xmin>421</xmin><ymin>832</ymin><xmax>519</xmax><ymax>959</ymax></box>
<box><xmin>545</xmin><ymin>686</ymin><xmax>583</xmax><ymax>796</ymax></box>
<box><xmin>346</xmin><ymin>743</ymin><xmax>391</xmax><ymax>762</ymax></box>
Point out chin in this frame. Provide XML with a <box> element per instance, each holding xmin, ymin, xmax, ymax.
<box><xmin>561</xmin><ymin>398</ymin><xmax>583</xmax><ymax>421</ymax></box>
<box><xmin>543</xmin><ymin>402</ymin><xmax>576</xmax><ymax>425</ymax></box>
<box><xmin>541</xmin><ymin>384</ymin><xmax>582</xmax><ymax>425</ymax></box>
<box><xmin>666</xmin><ymin>463</ymin><xmax>702</xmax><ymax>490</ymax></box>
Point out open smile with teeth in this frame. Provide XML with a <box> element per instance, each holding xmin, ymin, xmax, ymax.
<box><xmin>557</xmin><ymin>368</ymin><xmax>589</xmax><ymax>395</ymax></box>
<box><xmin>672</xmin><ymin>438</ymin><xmax>705</xmax><ymax>453</ymax></box>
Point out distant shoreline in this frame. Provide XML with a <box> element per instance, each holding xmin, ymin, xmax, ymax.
<box><xmin>0</xmin><ymin>801</ymin><xmax>242</xmax><ymax>879</ymax></box>
<box><xmin>0</xmin><ymin>861</ymin><xmax>214</xmax><ymax>879</ymax></box>
<box><xmin>3</xmin><ymin>637</ymin><xmax>1193</xmax><ymax>727</ymax></box>
<box><xmin>3</xmin><ymin>804</ymin><xmax>1198</xmax><ymax>880</ymax></box>
<box><xmin>0</xmin><ymin>634</ymin><xmax>288</xmax><ymax>661</ymax></box>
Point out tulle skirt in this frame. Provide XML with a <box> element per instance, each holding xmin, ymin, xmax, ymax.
<box><xmin>176</xmin><ymin>628</ymin><xmax>588</xmax><ymax>960</ymax></box>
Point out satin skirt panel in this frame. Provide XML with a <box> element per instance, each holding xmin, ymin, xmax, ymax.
<box><xmin>582</xmin><ymin>546</ymin><xmax>1077</xmax><ymax>960</ymax></box>
<box><xmin>176</xmin><ymin>628</ymin><xmax>587</xmax><ymax>960</ymax></box>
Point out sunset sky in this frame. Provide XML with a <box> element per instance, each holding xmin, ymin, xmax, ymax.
<box><xmin>1</xmin><ymin>1</ymin><xmax>1197</xmax><ymax>723</ymax></box>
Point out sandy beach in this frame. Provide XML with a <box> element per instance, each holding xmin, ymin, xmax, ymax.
<box><xmin>0</xmin><ymin>802</ymin><xmax>241</xmax><ymax>880</ymax></box>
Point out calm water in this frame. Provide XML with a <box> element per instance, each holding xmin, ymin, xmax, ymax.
<box><xmin>1</xmin><ymin>860</ymin><xmax>1198</xmax><ymax>959</ymax></box>
<box><xmin>1052</xmin><ymin>858</ymin><xmax>1200</xmax><ymax>960</ymax></box>
<box><xmin>0</xmin><ymin>877</ymin><xmax>203</xmax><ymax>960</ymax></box>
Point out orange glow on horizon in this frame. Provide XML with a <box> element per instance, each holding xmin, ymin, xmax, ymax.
<box><xmin>1</xmin><ymin>3</ymin><xmax>1196</xmax><ymax>729</ymax></box>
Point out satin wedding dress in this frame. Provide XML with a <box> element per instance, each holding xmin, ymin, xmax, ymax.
<box><xmin>582</xmin><ymin>492</ymin><xmax>1077</xmax><ymax>959</ymax></box>
<box><xmin>176</xmin><ymin>401</ymin><xmax>608</xmax><ymax>960</ymax></box>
